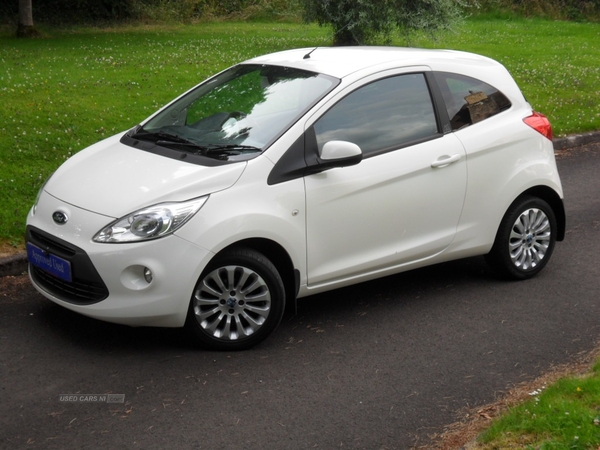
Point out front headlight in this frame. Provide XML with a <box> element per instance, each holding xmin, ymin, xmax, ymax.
<box><xmin>93</xmin><ymin>196</ymin><xmax>208</xmax><ymax>243</ymax></box>
<box><xmin>31</xmin><ymin>173</ymin><xmax>54</xmax><ymax>216</ymax></box>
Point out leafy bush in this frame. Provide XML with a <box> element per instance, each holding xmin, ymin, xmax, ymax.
<box><xmin>0</xmin><ymin>0</ymin><xmax>302</xmax><ymax>25</ymax></box>
<box><xmin>2</xmin><ymin>0</ymin><xmax>136</xmax><ymax>24</ymax></box>
<box><xmin>2</xmin><ymin>0</ymin><xmax>598</xmax><ymax>26</ymax></box>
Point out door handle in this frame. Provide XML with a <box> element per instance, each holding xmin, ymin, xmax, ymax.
<box><xmin>431</xmin><ymin>154</ymin><xmax>461</xmax><ymax>168</ymax></box>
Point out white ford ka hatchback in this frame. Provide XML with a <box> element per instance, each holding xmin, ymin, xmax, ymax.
<box><xmin>26</xmin><ymin>47</ymin><xmax>565</xmax><ymax>350</ymax></box>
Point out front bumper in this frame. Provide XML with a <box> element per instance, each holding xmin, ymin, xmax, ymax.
<box><xmin>26</xmin><ymin>192</ymin><xmax>213</xmax><ymax>327</ymax></box>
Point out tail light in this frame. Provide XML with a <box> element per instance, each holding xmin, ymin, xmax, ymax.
<box><xmin>523</xmin><ymin>111</ymin><xmax>553</xmax><ymax>141</ymax></box>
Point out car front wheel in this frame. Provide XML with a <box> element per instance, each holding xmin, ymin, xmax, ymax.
<box><xmin>185</xmin><ymin>247</ymin><xmax>285</xmax><ymax>351</ymax></box>
<box><xmin>486</xmin><ymin>196</ymin><xmax>557</xmax><ymax>280</ymax></box>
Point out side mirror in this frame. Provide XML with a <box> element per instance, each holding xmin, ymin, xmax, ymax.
<box><xmin>319</xmin><ymin>140</ymin><xmax>362</xmax><ymax>168</ymax></box>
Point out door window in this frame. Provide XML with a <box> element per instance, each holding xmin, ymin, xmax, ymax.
<box><xmin>433</xmin><ymin>72</ymin><xmax>511</xmax><ymax>131</ymax></box>
<box><xmin>313</xmin><ymin>73</ymin><xmax>439</xmax><ymax>156</ymax></box>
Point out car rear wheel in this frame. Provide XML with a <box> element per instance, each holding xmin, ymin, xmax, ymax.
<box><xmin>486</xmin><ymin>196</ymin><xmax>557</xmax><ymax>280</ymax></box>
<box><xmin>185</xmin><ymin>247</ymin><xmax>285</xmax><ymax>351</ymax></box>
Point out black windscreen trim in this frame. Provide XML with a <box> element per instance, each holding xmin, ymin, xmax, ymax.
<box><xmin>267</xmin><ymin>134</ymin><xmax>307</xmax><ymax>185</ymax></box>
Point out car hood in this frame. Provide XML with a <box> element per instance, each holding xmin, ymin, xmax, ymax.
<box><xmin>45</xmin><ymin>133</ymin><xmax>247</xmax><ymax>218</ymax></box>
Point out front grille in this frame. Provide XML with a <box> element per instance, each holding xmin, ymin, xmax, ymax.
<box><xmin>27</xmin><ymin>226</ymin><xmax>109</xmax><ymax>304</ymax></box>
<box><xmin>30</xmin><ymin>265</ymin><xmax>109</xmax><ymax>303</ymax></box>
<box><xmin>29</xmin><ymin>228</ymin><xmax>76</xmax><ymax>257</ymax></box>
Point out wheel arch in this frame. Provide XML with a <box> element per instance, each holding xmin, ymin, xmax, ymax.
<box><xmin>518</xmin><ymin>186</ymin><xmax>565</xmax><ymax>241</ymax></box>
<box><xmin>218</xmin><ymin>238</ymin><xmax>300</xmax><ymax>307</ymax></box>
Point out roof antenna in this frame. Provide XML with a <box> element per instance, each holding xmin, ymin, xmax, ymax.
<box><xmin>303</xmin><ymin>47</ymin><xmax>318</xmax><ymax>59</ymax></box>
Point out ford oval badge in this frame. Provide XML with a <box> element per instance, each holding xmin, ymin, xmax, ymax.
<box><xmin>52</xmin><ymin>211</ymin><xmax>68</xmax><ymax>225</ymax></box>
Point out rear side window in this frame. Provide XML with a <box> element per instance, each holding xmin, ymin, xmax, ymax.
<box><xmin>434</xmin><ymin>72</ymin><xmax>511</xmax><ymax>131</ymax></box>
<box><xmin>313</xmin><ymin>73</ymin><xmax>438</xmax><ymax>157</ymax></box>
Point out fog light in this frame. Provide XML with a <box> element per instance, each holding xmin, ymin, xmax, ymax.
<box><xmin>143</xmin><ymin>267</ymin><xmax>153</xmax><ymax>284</ymax></box>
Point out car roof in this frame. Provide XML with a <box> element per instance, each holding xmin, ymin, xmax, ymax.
<box><xmin>244</xmin><ymin>46</ymin><xmax>501</xmax><ymax>79</ymax></box>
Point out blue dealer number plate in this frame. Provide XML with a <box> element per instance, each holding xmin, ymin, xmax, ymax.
<box><xmin>27</xmin><ymin>243</ymin><xmax>73</xmax><ymax>283</ymax></box>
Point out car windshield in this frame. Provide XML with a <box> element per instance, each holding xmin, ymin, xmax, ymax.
<box><xmin>133</xmin><ymin>64</ymin><xmax>338</xmax><ymax>161</ymax></box>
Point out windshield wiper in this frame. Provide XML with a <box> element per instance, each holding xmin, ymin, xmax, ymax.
<box><xmin>155</xmin><ymin>139</ymin><xmax>209</xmax><ymax>152</ymax></box>
<box><xmin>204</xmin><ymin>144</ymin><xmax>262</xmax><ymax>154</ymax></box>
<box><xmin>132</xmin><ymin>130</ymin><xmax>196</xmax><ymax>145</ymax></box>
<box><xmin>131</xmin><ymin>130</ymin><xmax>209</xmax><ymax>152</ymax></box>
<box><xmin>130</xmin><ymin>129</ymin><xmax>261</xmax><ymax>157</ymax></box>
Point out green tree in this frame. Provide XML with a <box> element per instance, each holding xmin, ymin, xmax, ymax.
<box><xmin>303</xmin><ymin>0</ymin><xmax>465</xmax><ymax>45</ymax></box>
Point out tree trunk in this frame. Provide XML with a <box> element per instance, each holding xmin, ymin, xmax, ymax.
<box><xmin>332</xmin><ymin>28</ymin><xmax>361</xmax><ymax>46</ymax></box>
<box><xmin>17</xmin><ymin>0</ymin><xmax>39</xmax><ymax>38</ymax></box>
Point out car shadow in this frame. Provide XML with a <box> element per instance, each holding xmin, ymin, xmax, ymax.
<box><xmin>31</xmin><ymin>256</ymin><xmax>496</xmax><ymax>353</ymax></box>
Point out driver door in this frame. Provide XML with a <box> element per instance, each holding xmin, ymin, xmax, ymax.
<box><xmin>305</xmin><ymin>72</ymin><xmax>467</xmax><ymax>287</ymax></box>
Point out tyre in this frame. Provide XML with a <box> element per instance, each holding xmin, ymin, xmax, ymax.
<box><xmin>185</xmin><ymin>248</ymin><xmax>286</xmax><ymax>351</ymax></box>
<box><xmin>485</xmin><ymin>196</ymin><xmax>557</xmax><ymax>280</ymax></box>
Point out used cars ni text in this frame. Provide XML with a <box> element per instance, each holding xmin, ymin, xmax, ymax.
<box><xmin>26</xmin><ymin>47</ymin><xmax>565</xmax><ymax>350</ymax></box>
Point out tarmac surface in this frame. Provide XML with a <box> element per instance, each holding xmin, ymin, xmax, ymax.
<box><xmin>1</xmin><ymin>132</ymin><xmax>599</xmax><ymax>449</ymax></box>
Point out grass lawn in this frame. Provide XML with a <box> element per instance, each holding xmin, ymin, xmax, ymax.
<box><xmin>471</xmin><ymin>354</ymin><xmax>600</xmax><ymax>449</ymax></box>
<box><xmin>414</xmin><ymin>16</ymin><xmax>600</xmax><ymax>136</ymax></box>
<box><xmin>430</xmin><ymin>350</ymin><xmax>600</xmax><ymax>449</ymax></box>
<box><xmin>1</xmin><ymin>18</ymin><xmax>599</xmax><ymax>248</ymax></box>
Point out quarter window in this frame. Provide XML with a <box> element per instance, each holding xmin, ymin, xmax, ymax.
<box><xmin>434</xmin><ymin>72</ymin><xmax>511</xmax><ymax>131</ymax></box>
<box><xmin>313</xmin><ymin>73</ymin><xmax>438</xmax><ymax>156</ymax></box>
